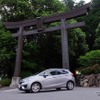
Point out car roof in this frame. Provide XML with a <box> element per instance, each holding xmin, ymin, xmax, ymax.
<box><xmin>45</xmin><ymin>68</ymin><xmax>69</xmax><ymax>71</ymax></box>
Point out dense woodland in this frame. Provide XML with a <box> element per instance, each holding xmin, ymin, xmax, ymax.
<box><xmin>0</xmin><ymin>0</ymin><xmax>100</xmax><ymax>79</ymax></box>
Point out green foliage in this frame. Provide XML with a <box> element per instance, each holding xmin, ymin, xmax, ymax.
<box><xmin>69</xmin><ymin>27</ymin><xmax>89</xmax><ymax>57</ymax></box>
<box><xmin>96</xmin><ymin>22</ymin><xmax>100</xmax><ymax>34</ymax></box>
<box><xmin>0</xmin><ymin>78</ymin><xmax>11</xmax><ymax>86</ymax></box>
<box><xmin>0</xmin><ymin>0</ymin><xmax>100</xmax><ymax>78</ymax></box>
<box><xmin>94</xmin><ymin>37</ymin><xmax>100</xmax><ymax>49</ymax></box>
<box><xmin>67</xmin><ymin>19</ymin><xmax>89</xmax><ymax>71</ymax></box>
<box><xmin>78</xmin><ymin>50</ymin><xmax>100</xmax><ymax>67</ymax></box>
<box><xmin>83</xmin><ymin>0</ymin><xmax>100</xmax><ymax>50</ymax></box>
<box><xmin>0</xmin><ymin>0</ymin><xmax>66</xmax><ymax>78</ymax></box>
<box><xmin>0</xmin><ymin>0</ymin><xmax>34</xmax><ymax>21</ymax></box>
<box><xmin>21</xmin><ymin>71</ymin><xmax>33</xmax><ymax>78</ymax></box>
<box><xmin>94</xmin><ymin>22</ymin><xmax>100</xmax><ymax>49</ymax></box>
<box><xmin>62</xmin><ymin>0</ymin><xmax>75</xmax><ymax>10</ymax></box>
<box><xmin>0</xmin><ymin>0</ymin><xmax>65</xmax><ymax>21</ymax></box>
<box><xmin>79</xmin><ymin>64</ymin><xmax>100</xmax><ymax>75</ymax></box>
<box><xmin>0</xmin><ymin>26</ymin><xmax>16</xmax><ymax>78</ymax></box>
<box><xmin>22</xmin><ymin>40</ymin><xmax>45</xmax><ymax>75</ymax></box>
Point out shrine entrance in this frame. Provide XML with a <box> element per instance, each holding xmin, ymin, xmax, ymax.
<box><xmin>4</xmin><ymin>3</ymin><xmax>91</xmax><ymax>87</ymax></box>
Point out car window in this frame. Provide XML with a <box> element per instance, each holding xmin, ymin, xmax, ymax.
<box><xmin>39</xmin><ymin>70</ymin><xmax>51</xmax><ymax>76</ymax></box>
<box><xmin>61</xmin><ymin>70</ymin><xmax>69</xmax><ymax>74</ymax></box>
<box><xmin>50</xmin><ymin>70</ymin><xmax>62</xmax><ymax>75</ymax></box>
<box><xmin>56</xmin><ymin>71</ymin><xmax>62</xmax><ymax>75</ymax></box>
<box><xmin>50</xmin><ymin>71</ymin><xmax>56</xmax><ymax>75</ymax></box>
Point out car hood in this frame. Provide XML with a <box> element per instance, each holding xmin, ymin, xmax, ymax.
<box><xmin>22</xmin><ymin>75</ymin><xmax>38</xmax><ymax>81</ymax></box>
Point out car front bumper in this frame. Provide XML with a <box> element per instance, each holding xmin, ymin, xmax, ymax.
<box><xmin>18</xmin><ymin>81</ymin><xmax>31</xmax><ymax>91</ymax></box>
<box><xmin>18</xmin><ymin>84</ymin><xmax>28</xmax><ymax>91</ymax></box>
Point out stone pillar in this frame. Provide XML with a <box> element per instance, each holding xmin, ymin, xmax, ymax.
<box><xmin>10</xmin><ymin>27</ymin><xmax>24</xmax><ymax>87</ymax></box>
<box><xmin>61</xmin><ymin>18</ymin><xmax>69</xmax><ymax>69</ymax></box>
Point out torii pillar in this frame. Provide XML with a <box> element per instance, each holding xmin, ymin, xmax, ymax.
<box><xmin>61</xmin><ymin>19</ymin><xmax>69</xmax><ymax>69</ymax></box>
<box><xmin>10</xmin><ymin>27</ymin><xmax>24</xmax><ymax>87</ymax></box>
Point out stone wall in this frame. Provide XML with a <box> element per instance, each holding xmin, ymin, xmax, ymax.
<box><xmin>76</xmin><ymin>74</ymin><xmax>100</xmax><ymax>87</ymax></box>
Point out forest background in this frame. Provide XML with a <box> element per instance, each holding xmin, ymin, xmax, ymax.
<box><xmin>0</xmin><ymin>0</ymin><xmax>100</xmax><ymax>81</ymax></box>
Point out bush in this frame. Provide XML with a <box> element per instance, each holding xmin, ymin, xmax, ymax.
<box><xmin>78</xmin><ymin>50</ymin><xmax>100</xmax><ymax>67</ymax></box>
<box><xmin>0</xmin><ymin>79</ymin><xmax>11</xmax><ymax>86</ymax></box>
<box><xmin>79</xmin><ymin>64</ymin><xmax>100</xmax><ymax>75</ymax></box>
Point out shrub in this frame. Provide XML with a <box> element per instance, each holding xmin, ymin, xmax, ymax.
<box><xmin>78</xmin><ymin>50</ymin><xmax>100</xmax><ymax>67</ymax></box>
<box><xmin>79</xmin><ymin>64</ymin><xmax>100</xmax><ymax>75</ymax></box>
<box><xmin>0</xmin><ymin>79</ymin><xmax>11</xmax><ymax>86</ymax></box>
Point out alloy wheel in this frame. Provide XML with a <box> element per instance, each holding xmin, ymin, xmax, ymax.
<box><xmin>66</xmin><ymin>81</ymin><xmax>74</xmax><ymax>90</ymax></box>
<box><xmin>31</xmin><ymin>83</ymin><xmax>41</xmax><ymax>93</ymax></box>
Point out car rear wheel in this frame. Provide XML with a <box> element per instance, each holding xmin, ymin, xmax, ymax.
<box><xmin>31</xmin><ymin>82</ymin><xmax>41</xmax><ymax>93</ymax></box>
<box><xmin>66</xmin><ymin>81</ymin><xmax>74</xmax><ymax>90</ymax></box>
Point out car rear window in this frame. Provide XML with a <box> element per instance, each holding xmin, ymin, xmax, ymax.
<box><xmin>61</xmin><ymin>70</ymin><xmax>69</xmax><ymax>74</ymax></box>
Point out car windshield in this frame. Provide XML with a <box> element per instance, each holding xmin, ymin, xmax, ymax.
<box><xmin>38</xmin><ymin>69</ymin><xmax>51</xmax><ymax>76</ymax></box>
<box><xmin>38</xmin><ymin>70</ymin><xmax>47</xmax><ymax>76</ymax></box>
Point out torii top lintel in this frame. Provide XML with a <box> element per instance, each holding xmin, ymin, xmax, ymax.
<box><xmin>4</xmin><ymin>3</ymin><xmax>91</xmax><ymax>29</ymax></box>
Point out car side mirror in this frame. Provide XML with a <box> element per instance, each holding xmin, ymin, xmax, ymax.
<box><xmin>43</xmin><ymin>74</ymin><xmax>48</xmax><ymax>78</ymax></box>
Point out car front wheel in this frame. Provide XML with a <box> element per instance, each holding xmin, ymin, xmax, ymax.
<box><xmin>66</xmin><ymin>81</ymin><xmax>74</xmax><ymax>90</ymax></box>
<box><xmin>31</xmin><ymin>82</ymin><xmax>41</xmax><ymax>93</ymax></box>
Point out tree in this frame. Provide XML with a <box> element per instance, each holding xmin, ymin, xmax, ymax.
<box><xmin>62</xmin><ymin>0</ymin><xmax>75</xmax><ymax>10</ymax></box>
<box><xmin>0</xmin><ymin>0</ymin><xmax>66</xmax><ymax>78</ymax></box>
<box><xmin>83</xmin><ymin>0</ymin><xmax>100</xmax><ymax>50</ymax></box>
<box><xmin>0</xmin><ymin>0</ymin><xmax>34</xmax><ymax>21</ymax></box>
<box><xmin>61</xmin><ymin>19</ymin><xmax>88</xmax><ymax>71</ymax></box>
<box><xmin>93</xmin><ymin>22</ymin><xmax>100</xmax><ymax>49</ymax></box>
<box><xmin>0</xmin><ymin>0</ymin><xmax>65</xmax><ymax>21</ymax></box>
<box><xmin>0</xmin><ymin>0</ymin><xmax>93</xmax><ymax>78</ymax></box>
<box><xmin>0</xmin><ymin>25</ymin><xmax>16</xmax><ymax>78</ymax></box>
<box><xmin>75</xmin><ymin>0</ymin><xmax>85</xmax><ymax>7</ymax></box>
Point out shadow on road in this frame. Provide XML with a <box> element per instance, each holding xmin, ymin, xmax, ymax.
<box><xmin>19</xmin><ymin>88</ymin><xmax>73</xmax><ymax>94</ymax></box>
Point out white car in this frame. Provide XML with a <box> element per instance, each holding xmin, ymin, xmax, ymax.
<box><xmin>18</xmin><ymin>68</ymin><xmax>75</xmax><ymax>93</ymax></box>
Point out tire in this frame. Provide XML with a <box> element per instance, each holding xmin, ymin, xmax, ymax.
<box><xmin>25</xmin><ymin>90</ymin><xmax>30</xmax><ymax>93</ymax></box>
<box><xmin>56</xmin><ymin>88</ymin><xmax>61</xmax><ymax>91</ymax></box>
<box><xmin>31</xmin><ymin>82</ymin><xmax>41</xmax><ymax>93</ymax></box>
<box><xmin>66</xmin><ymin>81</ymin><xmax>74</xmax><ymax>90</ymax></box>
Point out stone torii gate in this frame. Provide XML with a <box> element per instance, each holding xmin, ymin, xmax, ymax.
<box><xmin>4</xmin><ymin>3</ymin><xmax>91</xmax><ymax>87</ymax></box>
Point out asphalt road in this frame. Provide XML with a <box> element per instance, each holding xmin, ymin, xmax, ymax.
<box><xmin>0</xmin><ymin>87</ymin><xmax>100</xmax><ymax>100</ymax></box>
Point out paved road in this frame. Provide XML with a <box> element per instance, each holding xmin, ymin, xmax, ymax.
<box><xmin>0</xmin><ymin>87</ymin><xmax>100</xmax><ymax>100</ymax></box>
